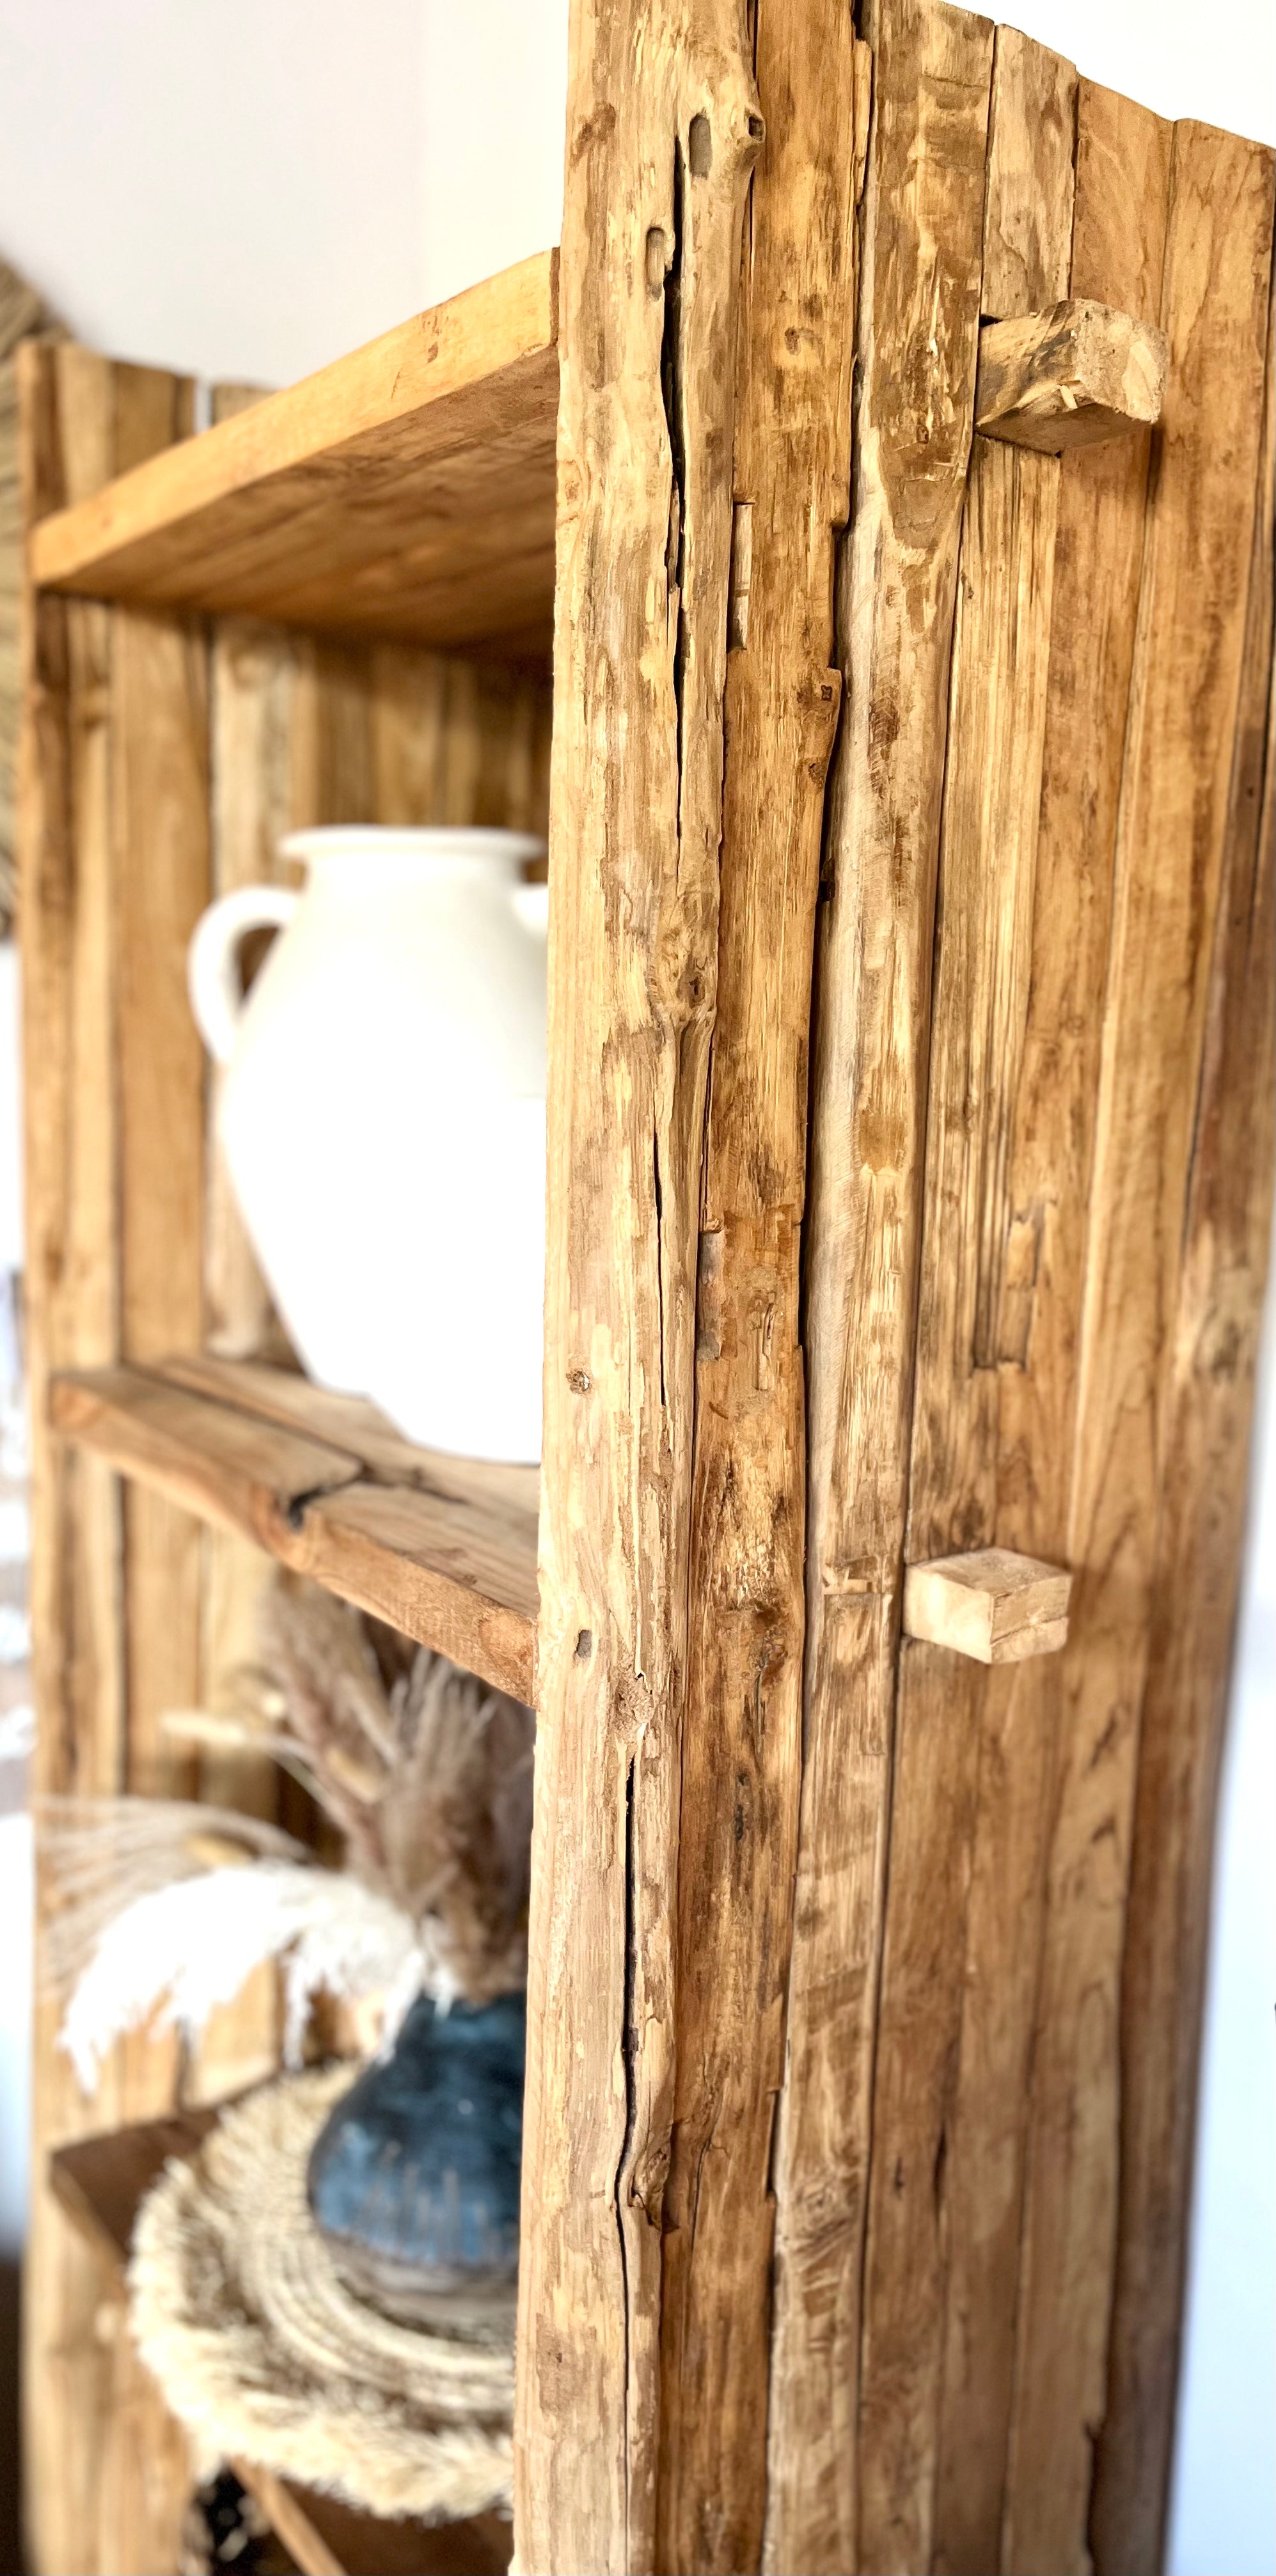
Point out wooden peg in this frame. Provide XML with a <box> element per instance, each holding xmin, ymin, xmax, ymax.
<box><xmin>902</xmin><ymin>1547</ymin><xmax>1072</xmax><ymax>1664</ymax></box>
<box><xmin>975</xmin><ymin>298</ymin><xmax>1169</xmax><ymax>453</ymax></box>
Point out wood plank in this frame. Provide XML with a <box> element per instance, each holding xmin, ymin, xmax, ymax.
<box><xmin>922</xmin><ymin>82</ymin><xmax>1174</xmax><ymax>2576</ymax></box>
<box><xmin>656</xmin><ymin>14</ymin><xmax>865</xmax><ymax>2572</ymax></box>
<box><xmin>31</xmin><ymin>254</ymin><xmax>559</xmax><ymax>653</ymax></box>
<box><xmin>50</xmin><ymin>1364</ymin><xmax>538</xmax><ymax>1701</ymax></box>
<box><xmin>514</xmin><ymin>4</ymin><xmax>762</xmax><ymax>2565</ymax></box>
<box><xmin>856</xmin><ymin>29</ymin><xmax>1076</xmax><ymax>2575</ymax></box>
<box><xmin>1003</xmin><ymin>117</ymin><xmax>1276</xmax><ymax>2576</ymax></box>
<box><xmin>18</xmin><ymin>338</ymin><xmax>200</xmax><ymax>2576</ymax></box>
<box><xmin>1090</xmin><ymin>251</ymin><xmax>1276</xmax><ymax>2576</ymax></box>
<box><xmin>975</xmin><ymin>298</ymin><xmax>1169</xmax><ymax>451</ymax></box>
<box><xmin>762</xmin><ymin>9</ymin><xmax>995</xmax><ymax>2569</ymax></box>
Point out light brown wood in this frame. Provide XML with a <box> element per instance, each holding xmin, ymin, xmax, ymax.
<box><xmin>902</xmin><ymin>1548</ymin><xmax>1071</xmax><ymax>1662</ymax></box>
<box><xmin>515</xmin><ymin>2</ymin><xmax>761</xmax><ymax>2564</ymax></box>
<box><xmin>856</xmin><ymin>30</ymin><xmax>1077</xmax><ymax>2575</ymax></box>
<box><xmin>1090</xmin><ymin>259</ymin><xmax>1276</xmax><ymax>2576</ymax></box>
<box><xmin>50</xmin><ymin>1361</ymin><xmax>539</xmax><ymax>1701</ymax></box>
<box><xmin>927</xmin><ymin>83</ymin><xmax>1174</xmax><ymax>2576</ymax></box>
<box><xmin>31</xmin><ymin>254</ymin><xmax>558</xmax><ymax>655</ymax></box>
<box><xmin>1004</xmin><ymin>117</ymin><xmax>1275</xmax><ymax>2575</ymax></box>
<box><xmin>975</xmin><ymin>297</ymin><xmax>1169</xmax><ymax>451</ymax></box>
<box><xmin>762</xmin><ymin>10</ymin><xmax>995</xmax><ymax>2569</ymax></box>
<box><xmin>19</xmin><ymin>338</ymin><xmax>200</xmax><ymax>2576</ymax></box>
<box><xmin>656</xmin><ymin>13</ymin><xmax>865</xmax><ymax>2572</ymax></box>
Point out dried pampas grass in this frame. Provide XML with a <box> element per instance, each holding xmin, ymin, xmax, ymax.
<box><xmin>45</xmin><ymin>1572</ymin><xmax>536</xmax><ymax>2095</ymax></box>
<box><xmin>58</xmin><ymin>1859</ymin><xmax>420</xmax><ymax>2092</ymax></box>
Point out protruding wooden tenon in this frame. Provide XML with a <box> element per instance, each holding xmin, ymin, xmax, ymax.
<box><xmin>975</xmin><ymin>297</ymin><xmax>1168</xmax><ymax>451</ymax></box>
<box><xmin>903</xmin><ymin>1547</ymin><xmax>1072</xmax><ymax>1662</ymax></box>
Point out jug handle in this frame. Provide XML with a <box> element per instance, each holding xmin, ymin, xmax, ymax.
<box><xmin>188</xmin><ymin>884</ymin><xmax>299</xmax><ymax>1066</ymax></box>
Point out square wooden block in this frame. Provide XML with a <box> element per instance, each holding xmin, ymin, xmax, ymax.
<box><xmin>902</xmin><ymin>1547</ymin><xmax>1072</xmax><ymax>1664</ymax></box>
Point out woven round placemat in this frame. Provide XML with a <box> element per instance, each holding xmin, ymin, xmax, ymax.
<box><xmin>129</xmin><ymin>2064</ymin><xmax>514</xmax><ymax>2524</ymax></box>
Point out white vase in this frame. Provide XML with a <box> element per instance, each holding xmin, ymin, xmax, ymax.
<box><xmin>188</xmin><ymin>827</ymin><xmax>548</xmax><ymax>1462</ymax></box>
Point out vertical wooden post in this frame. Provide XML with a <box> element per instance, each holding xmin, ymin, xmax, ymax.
<box><xmin>19</xmin><ymin>340</ymin><xmax>203</xmax><ymax>2576</ymax></box>
<box><xmin>658</xmin><ymin>11</ymin><xmax>866</xmax><ymax>2572</ymax></box>
<box><xmin>516</xmin><ymin>0</ymin><xmax>761</xmax><ymax>2558</ymax></box>
<box><xmin>765</xmin><ymin>8</ymin><xmax>994</xmax><ymax>2569</ymax></box>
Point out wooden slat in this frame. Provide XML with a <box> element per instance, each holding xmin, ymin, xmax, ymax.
<box><xmin>514</xmin><ymin>4</ymin><xmax>762</xmax><ymax>2565</ymax></box>
<box><xmin>1003</xmin><ymin>116</ymin><xmax>1276</xmax><ymax>2575</ymax></box>
<box><xmin>1090</xmin><ymin>240</ymin><xmax>1276</xmax><ymax>2576</ymax></box>
<box><xmin>762</xmin><ymin>9</ymin><xmax>995</xmax><ymax>2569</ymax></box>
<box><xmin>50</xmin><ymin>1363</ymin><xmax>539</xmax><ymax>1702</ymax></box>
<box><xmin>30</xmin><ymin>254</ymin><xmax>559</xmax><ymax>655</ymax></box>
<box><xmin>918</xmin><ymin>72</ymin><xmax>1172</xmax><ymax>2576</ymax></box>
<box><xmin>18</xmin><ymin>338</ymin><xmax>200</xmax><ymax>2576</ymax></box>
<box><xmin>855</xmin><ymin>26</ymin><xmax>1076</xmax><ymax>2576</ymax></box>
<box><xmin>656</xmin><ymin>14</ymin><xmax>865</xmax><ymax>2572</ymax></box>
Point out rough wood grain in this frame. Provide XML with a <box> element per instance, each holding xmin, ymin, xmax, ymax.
<box><xmin>514</xmin><ymin>3</ymin><xmax>761</xmax><ymax>2565</ymax></box>
<box><xmin>654</xmin><ymin>13</ymin><xmax>865</xmax><ymax>2571</ymax></box>
<box><xmin>902</xmin><ymin>1548</ymin><xmax>1071</xmax><ymax>1661</ymax></box>
<box><xmin>857</xmin><ymin>31</ymin><xmax>1076</xmax><ymax>2573</ymax></box>
<box><xmin>1090</xmin><ymin>255</ymin><xmax>1275</xmax><ymax>2576</ymax></box>
<box><xmin>761</xmin><ymin>9</ymin><xmax>995</xmax><ymax>2568</ymax></box>
<box><xmin>975</xmin><ymin>297</ymin><xmax>1168</xmax><ymax>451</ymax></box>
<box><xmin>31</xmin><ymin>253</ymin><xmax>560</xmax><ymax>655</ymax></box>
<box><xmin>18</xmin><ymin>338</ymin><xmax>198</xmax><ymax>2576</ymax></box>
<box><xmin>1003</xmin><ymin>118</ymin><xmax>1275</xmax><ymax>2576</ymax></box>
<box><xmin>50</xmin><ymin>1363</ymin><xmax>538</xmax><ymax>1701</ymax></box>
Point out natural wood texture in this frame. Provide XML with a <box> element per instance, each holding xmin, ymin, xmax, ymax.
<box><xmin>19</xmin><ymin>337</ymin><xmax>201</xmax><ymax>2576</ymax></box>
<box><xmin>1004</xmin><ymin>118</ymin><xmax>1275</xmax><ymax>2576</ymax></box>
<box><xmin>0</xmin><ymin>255</ymin><xmax>63</xmax><ymax>929</ymax></box>
<box><xmin>1090</xmin><ymin>230</ymin><xmax>1276</xmax><ymax>2576</ymax></box>
<box><xmin>514</xmin><ymin>1</ymin><xmax>761</xmax><ymax>2564</ymax></box>
<box><xmin>855</xmin><ymin>27</ymin><xmax>1077</xmax><ymax>2576</ymax></box>
<box><xmin>762</xmin><ymin>9</ymin><xmax>995</xmax><ymax>2570</ymax></box>
<box><xmin>975</xmin><ymin>297</ymin><xmax>1169</xmax><ymax>451</ymax></box>
<box><xmin>902</xmin><ymin>1548</ymin><xmax>1071</xmax><ymax>1662</ymax></box>
<box><xmin>50</xmin><ymin>2118</ymin><xmax>514</xmax><ymax>2576</ymax></box>
<box><xmin>31</xmin><ymin>254</ymin><xmax>558</xmax><ymax>655</ymax></box>
<box><xmin>656</xmin><ymin>14</ymin><xmax>865</xmax><ymax>2573</ymax></box>
<box><xmin>51</xmin><ymin>1360</ymin><xmax>539</xmax><ymax>1701</ymax></box>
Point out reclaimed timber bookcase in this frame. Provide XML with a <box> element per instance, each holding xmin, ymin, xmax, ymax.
<box><xmin>17</xmin><ymin>2</ymin><xmax>1273</xmax><ymax>2572</ymax></box>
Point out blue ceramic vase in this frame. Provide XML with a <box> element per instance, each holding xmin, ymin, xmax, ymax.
<box><xmin>307</xmin><ymin>1989</ymin><xmax>525</xmax><ymax>2336</ymax></box>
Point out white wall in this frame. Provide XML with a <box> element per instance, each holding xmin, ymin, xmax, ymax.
<box><xmin>0</xmin><ymin>0</ymin><xmax>1270</xmax><ymax>2563</ymax></box>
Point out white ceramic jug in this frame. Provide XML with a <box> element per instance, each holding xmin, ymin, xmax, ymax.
<box><xmin>188</xmin><ymin>827</ymin><xmax>548</xmax><ymax>1462</ymax></box>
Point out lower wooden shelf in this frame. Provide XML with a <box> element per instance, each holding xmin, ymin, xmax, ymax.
<box><xmin>49</xmin><ymin>1356</ymin><xmax>539</xmax><ymax>1702</ymax></box>
<box><xmin>49</xmin><ymin>2114</ymin><xmax>514</xmax><ymax>2576</ymax></box>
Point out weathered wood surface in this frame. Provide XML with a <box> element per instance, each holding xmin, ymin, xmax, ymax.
<box><xmin>902</xmin><ymin>1548</ymin><xmax>1071</xmax><ymax>1662</ymax></box>
<box><xmin>1091</xmin><ymin>220</ymin><xmax>1276</xmax><ymax>2576</ymax></box>
<box><xmin>515</xmin><ymin>0</ymin><xmax>762</xmax><ymax>2563</ymax></box>
<box><xmin>19</xmin><ymin>336</ymin><xmax>199</xmax><ymax>2576</ymax></box>
<box><xmin>1004</xmin><ymin>115</ymin><xmax>1275</xmax><ymax>2576</ymax></box>
<box><xmin>763</xmin><ymin>8</ymin><xmax>995</xmax><ymax>2569</ymax></box>
<box><xmin>975</xmin><ymin>298</ymin><xmax>1169</xmax><ymax>451</ymax></box>
<box><xmin>51</xmin><ymin>1361</ymin><xmax>539</xmax><ymax>1701</ymax></box>
<box><xmin>656</xmin><ymin>11</ymin><xmax>865</xmax><ymax>2572</ymax></box>
<box><xmin>31</xmin><ymin>253</ymin><xmax>560</xmax><ymax>655</ymax></box>
<box><xmin>857</xmin><ymin>29</ymin><xmax>1078</xmax><ymax>2575</ymax></box>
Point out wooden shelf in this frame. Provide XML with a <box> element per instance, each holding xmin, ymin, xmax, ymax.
<box><xmin>49</xmin><ymin>2117</ymin><xmax>513</xmax><ymax>2576</ymax></box>
<box><xmin>29</xmin><ymin>251</ymin><xmax>558</xmax><ymax>657</ymax></box>
<box><xmin>50</xmin><ymin>1357</ymin><xmax>538</xmax><ymax>1701</ymax></box>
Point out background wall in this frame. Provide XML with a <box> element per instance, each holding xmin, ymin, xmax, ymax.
<box><xmin>0</xmin><ymin>3</ymin><xmax>1270</xmax><ymax>2570</ymax></box>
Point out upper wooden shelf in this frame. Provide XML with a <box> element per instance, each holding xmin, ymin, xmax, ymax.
<box><xmin>29</xmin><ymin>251</ymin><xmax>560</xmax><ymax>659</ymax></box>
<box><xmin>50</xmin><ymin>1355</ymin><xmax>538</xmax><ymax>1701</ymax></box>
